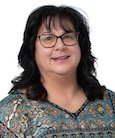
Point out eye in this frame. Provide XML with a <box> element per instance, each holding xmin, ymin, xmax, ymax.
<box><xmin>63</xmin><ymin>35</ymin><xmax>72</xmax><ymax>39</ymax></box>
<box><xmin>63</xmin><ymin>33</ymin><xmax>76</xmax><ymax>40</ymax></box>
<box><xmin>41</xmin><ymin>35</ymin><xmax>55</xmax><ymax>42</ymax></box>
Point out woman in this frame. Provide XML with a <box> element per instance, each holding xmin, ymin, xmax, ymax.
<box><xmin>0</xmin><ymin>5</ymin><xmax>114</xmax><ymax>138</ymax></box>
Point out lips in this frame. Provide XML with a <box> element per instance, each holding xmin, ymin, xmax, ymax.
<box><xmin>51</xmin><ymin>55</ymin><xmax>70</xmax><ymax>61</ymax></box>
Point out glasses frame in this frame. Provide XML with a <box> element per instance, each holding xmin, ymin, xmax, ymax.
<box><xmin>37</xmin><ymin>31</ymin><xmax>79</xmax><ymax>48</ymax></box>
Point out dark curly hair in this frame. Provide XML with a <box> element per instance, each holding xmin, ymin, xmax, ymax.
<box><xmin>9</xmin><ymin>5</ymin><xmax>106</xmax><ymax>101</ymax></box>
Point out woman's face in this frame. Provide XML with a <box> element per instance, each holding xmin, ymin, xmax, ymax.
<box><xmin>35</xmin><ymin>18</ymin><xmax>81</xmax><ymax>78</ymax></box>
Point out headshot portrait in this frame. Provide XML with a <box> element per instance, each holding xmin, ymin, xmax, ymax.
<box><xmin>0</xmin><ymin>0</ymin><xmax>115</xmax><ymax>137</ymax></box>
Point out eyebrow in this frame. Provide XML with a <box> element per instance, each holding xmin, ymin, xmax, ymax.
<box><xmin>38</xmin><ymin>30</ymin><xmax>74</xmax><ymax>36</ymax></box>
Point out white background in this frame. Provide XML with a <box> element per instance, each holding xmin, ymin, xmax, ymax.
<box><xmin>0</xmin><ymin>0</ymin><xmax>115</xmax><ymax>100</ymax></box>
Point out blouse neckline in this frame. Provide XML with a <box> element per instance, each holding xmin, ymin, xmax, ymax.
<box><xmin>46</xmin><ymin>99</ymin><xmax>90</xmax><ymax>118</ymax></box>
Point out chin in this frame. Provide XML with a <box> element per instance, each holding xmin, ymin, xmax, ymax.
<box><xmin>53</xmin><ymin>68</ymin><xmax>76</xmax><ymax>76</ymax></box>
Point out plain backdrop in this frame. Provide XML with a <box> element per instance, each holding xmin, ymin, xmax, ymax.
<box><xmin>0</xmin><ymin>0</ymin><xmax>115</xmax><ymax>100</ymax></box>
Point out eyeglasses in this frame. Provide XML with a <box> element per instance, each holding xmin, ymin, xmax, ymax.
<box><xmin>37</xmin><ymin>32</ymin><xmax>79</xmax><ymax>48</ymax></box>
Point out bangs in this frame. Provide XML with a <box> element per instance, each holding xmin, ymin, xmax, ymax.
<box><xmin>42</xmin><ymin>15</ymin><xmax>75</xmax><ymax>32</ymax></box>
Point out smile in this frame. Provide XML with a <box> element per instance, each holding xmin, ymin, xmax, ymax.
<box><xmin>51</xmin><ymin>55</ymin><xmax>70</xmax><ymax>61</ymax></box>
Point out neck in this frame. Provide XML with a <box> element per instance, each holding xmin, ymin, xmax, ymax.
<box><xmin>41</xmin><ymin>73</ymin><xmax>87</xmax><ymax>113</ymax></box>
<box><xmin>42</xmin><ymin>73</ymin><xmax>82</xmax><ymax>101</ymax></box>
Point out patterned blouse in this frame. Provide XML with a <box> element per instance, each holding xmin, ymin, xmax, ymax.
<box><xmin>0</xmin><ymin>89</ymin><xmax>115</xmax><ymax>138</ymax></box>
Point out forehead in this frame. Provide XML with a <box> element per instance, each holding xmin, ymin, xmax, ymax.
<box><xmin>38</xmin><ymin>16</ymin><xmax>75</xmax><ymax>34</ymax></box>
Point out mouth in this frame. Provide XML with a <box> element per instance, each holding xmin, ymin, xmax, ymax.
<box><xmin>51</xmin><ymin>55</ymin><xmax>70</xmax><ymax>62</ymax></box>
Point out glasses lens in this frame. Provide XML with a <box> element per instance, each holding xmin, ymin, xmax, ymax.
<box><xmin>62</xmin><ymin>32</ymin><xmax>78</xmax><ymax>46</ymax></box>
<box><xmin>38</xmin><ymin>32</ymin><xmax>78</xmax><ymax>48</ymax></box>
<box><xmin>40</xmin><ymin>34</ymin><xmax>56</xmax><ymax>47</ymax></box>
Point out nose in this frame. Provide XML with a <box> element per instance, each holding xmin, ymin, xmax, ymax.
<box><xmin>54</xmin><ymin>37</ymin><xmax>66</xmax><ymax>51</ymax></box>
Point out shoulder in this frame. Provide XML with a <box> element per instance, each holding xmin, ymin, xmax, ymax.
<box><xmin>93</xmin><ymin>89</ymin><xmax>115</xmax><ymax>115</ymax></box>
<box><xmin>0</xmin><ymin>91</ymin><xmax>28</xmax><ymax>137</ymax></box>
<box><xmin>0</xmin><ymin>91</ymin><xmax>29</xmax><ymax>118</ymax></box>
<box><xmin>103</xmin><ymin>89</ymin><xmax>115</xmax><ymax>102</ymax></box>
<box><xmin>88</xmin><ymin>89</ymin><xmax>115</xmax><ymax>117</ymax></box>
<box><xmin>0</xmin><ymin>90</ymin><xmax>43</xmax><ymax>137</ymax></box>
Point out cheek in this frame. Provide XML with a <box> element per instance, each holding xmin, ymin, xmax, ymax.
<box><xmin>72</xmin><ymin>45</ymin><xmax>81</xmax><ymax>59</ymax></box>
<box><xmin>35</xmin><ymin>42</ymin><xmax>44</xmax><ymax>66</ymax></box>
<box><xmin>35</xmin><ymin>43</ymin><xmax>52</xmax><ymax>66</ymax></box>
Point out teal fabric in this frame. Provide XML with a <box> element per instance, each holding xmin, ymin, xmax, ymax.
<box><xmin>0</xmin><ymin>89</ymin><xmax>115</xmax><ymax>138</ymax></box>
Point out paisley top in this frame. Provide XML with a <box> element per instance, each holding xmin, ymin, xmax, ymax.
<box><xmin>0</xmin><ymin>89</ymin><xmax>115</xmax><ymax>138</ymax></box>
